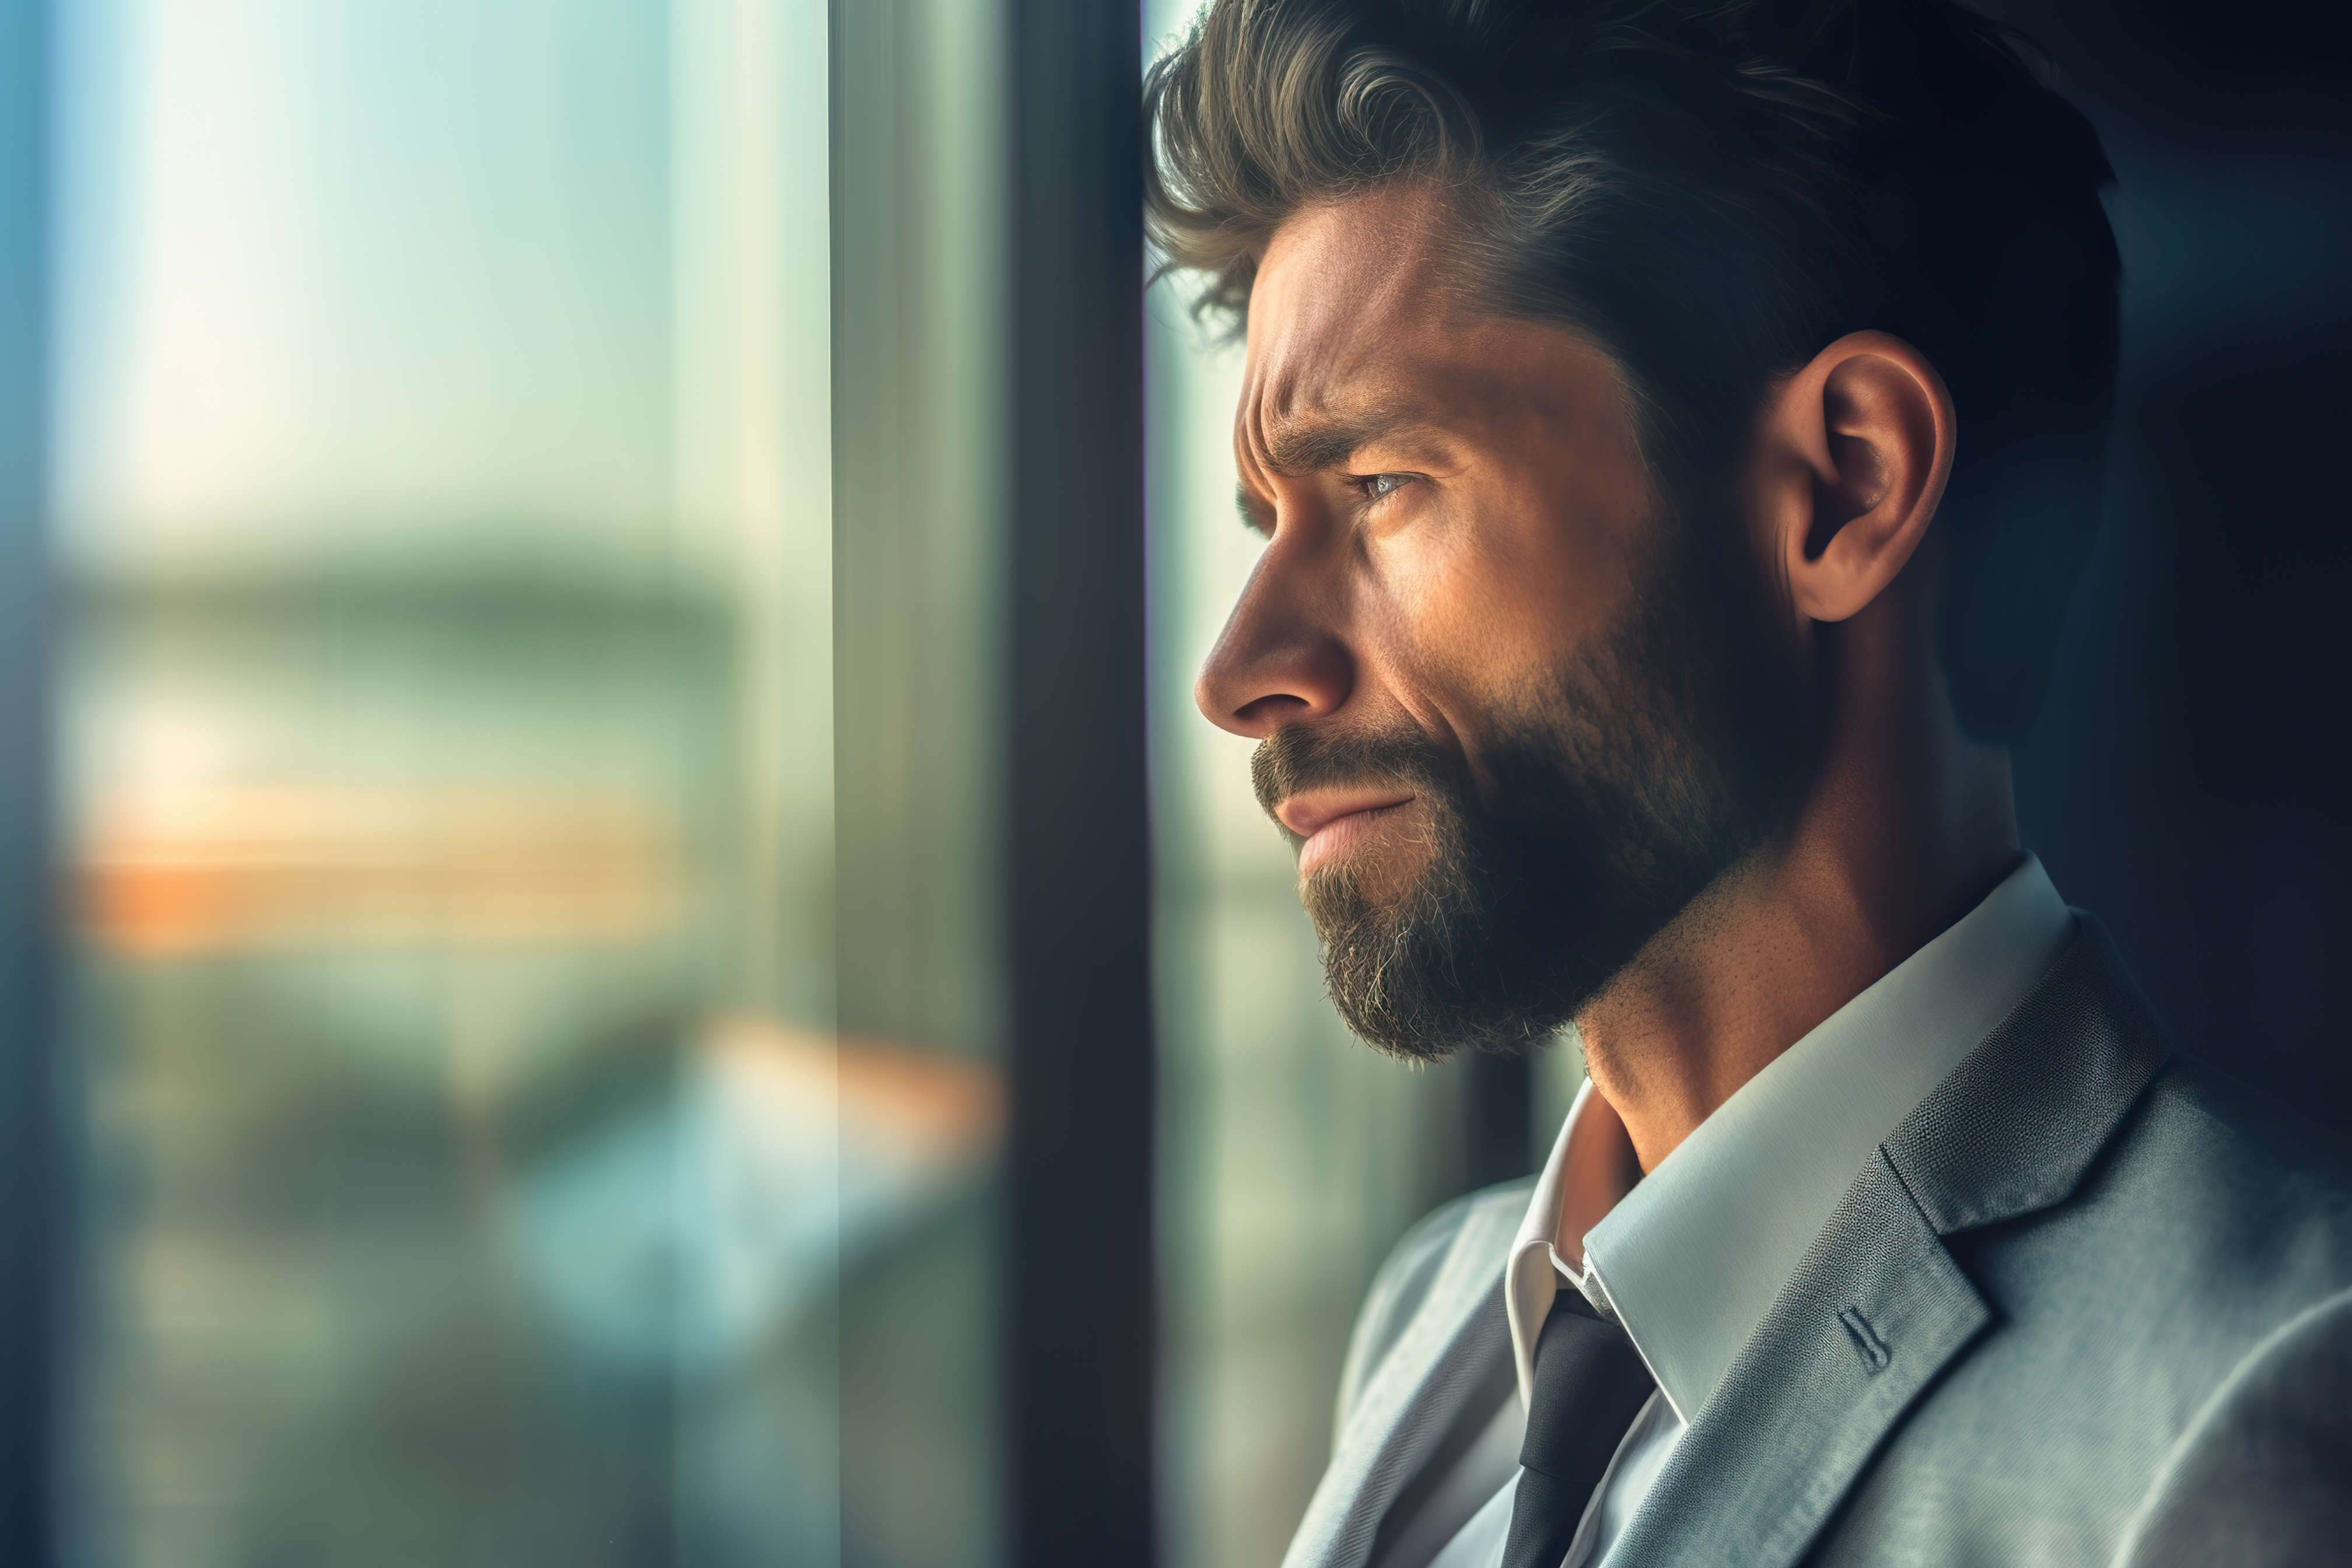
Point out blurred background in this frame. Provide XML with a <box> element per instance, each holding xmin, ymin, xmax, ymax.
<box><xmin>1973</xmin><ymin>0</ymin><xmax>2352</xmax><ymax>1141</ymax></box>
<box><xmin>0</xmin><ymin>0</ymin><xmax>2335</xmax><ymax>1564</ymax></box>
<box><xmin>47</xmin><ymin>0</ymin><xmax>1007</xmax><ymax>1563</ymax></box>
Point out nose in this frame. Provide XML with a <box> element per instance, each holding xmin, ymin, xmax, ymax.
<box><xmin>1193</xmin><ymin>542</ymin><xmax>1352</xmax><ymax>739</ymax></box>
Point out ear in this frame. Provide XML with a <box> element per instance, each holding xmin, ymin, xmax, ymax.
<box><xmin>1749</xmin><ymin>330</ymin><xmax>1955</xmax><ymax>624</ymax></box>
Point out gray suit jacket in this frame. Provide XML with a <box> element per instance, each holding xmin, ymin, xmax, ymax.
<box><xmin>1287</xmin><ymin>917</ymin><xmax>2352</xmax><ymax>1568</ymax></box>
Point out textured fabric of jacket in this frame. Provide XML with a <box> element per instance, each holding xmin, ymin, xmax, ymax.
<box><xmin>1288</xmin><ymin>916</ymin><xmax>2352</xmax><ymax>1568</ymax></box>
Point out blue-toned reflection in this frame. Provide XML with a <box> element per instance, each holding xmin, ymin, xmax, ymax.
<box><xmin>512</xmin><ymin>1021</ymin><xmax>999</xmax><ymax>1381</ymax></box>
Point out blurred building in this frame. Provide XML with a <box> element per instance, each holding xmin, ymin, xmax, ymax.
<box><xmin>51</xmin><ymin>1</ymin><xmax>1004</xmax><ymax>1563</ymax></box>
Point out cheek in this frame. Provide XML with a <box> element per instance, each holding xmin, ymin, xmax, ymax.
<box><xmin>1370</xmin><ymin>486</ymin><xmax>1639</xmax><ymax>716</ymax></box>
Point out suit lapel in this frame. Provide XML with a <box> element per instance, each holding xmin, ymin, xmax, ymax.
<box><xmin>1609</xmin><ymin>1147</ymin><xmax>1992</xmax><ymax>1567</ymax></box>
<box><xmin>1283</xmin><ymin>1191</ymin><xmax>1521</xmax><ymax>1568</ymax></box>
<box><xmin>1611</xmin><ymin>916</ymin><xmax>2172</xmax><ymax>1568</ymax></box>
<box><xmin>1878</xmin><ymin>916</ymin><xmax>2172</xmax><ymax>1237</ymax></box>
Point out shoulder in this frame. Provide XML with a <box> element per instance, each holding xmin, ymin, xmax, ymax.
<box><xmin>2108</xmin><ymin>1052</ymin><xmax>2352</xmax><ymax>1239</ymax></box>
<box><xmin>1825</xmin><ymin>1055</ymin><xmax>2352</xmax><ymax>1561</ymax></box>
<box><xmin>2147</xmin><ymin>1051</ymin><xmax>2352</xmax><ymax>1170</ymax></box>
<box><xmin>1332</xmin><ymin>1175</ymin><xmax>1532</xmax><ymax>1436</ymax></box>
<box><xmin>1965</xmin><ymin>1051</ymin><xmax>2352</xmax><ymax>1348</ymax></box>
<box><xmin>2115</xmin><ymin>1284</ymin><xmax>2352</xmax><ymax>1566</ymax></box>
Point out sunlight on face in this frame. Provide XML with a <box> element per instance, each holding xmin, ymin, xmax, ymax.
<box><xmin>1199</xmin><ymin>186</ymin><xmax>1801</xmax><ymax>1059</ymax></box>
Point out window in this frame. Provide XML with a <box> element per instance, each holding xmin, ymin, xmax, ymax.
<box><xmin>44</xmin><ymin>1</ymin><xmax>1046</xmax><ymax>1562</ymax></box>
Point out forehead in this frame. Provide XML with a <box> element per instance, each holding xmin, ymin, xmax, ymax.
<box><xmin>1245</xmin><ymin>186</ymin><xmax>1468</xmax><ymax>418</ymax></box>
<box><xmin>1241</xmin><ymin>186</ymin><xmax>1619</xmax><ymax>464</ymax></box>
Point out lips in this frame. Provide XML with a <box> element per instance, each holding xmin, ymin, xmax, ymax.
<box><xmin>1278</xmin><ymin>790</ymin><xmax>1415</xmax><ymax>876</ymax></box>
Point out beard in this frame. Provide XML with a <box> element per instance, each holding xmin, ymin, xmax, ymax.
<box><xmin>1253</xmin><ymin>509</ymin><xmax>1804</xmax><ymax>1063</ymax></box>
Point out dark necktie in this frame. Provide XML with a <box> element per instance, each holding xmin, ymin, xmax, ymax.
<box><xmin>1500</xmin><ymin>1287</ymin><xmax>1657</xmax><ymax>1568</ymax></box>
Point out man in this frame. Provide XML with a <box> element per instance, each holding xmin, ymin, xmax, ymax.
<box><xmin>1144</xmin><ymin>2</ymin><xmax>2352</xmax><ymax>1564</ymax></box>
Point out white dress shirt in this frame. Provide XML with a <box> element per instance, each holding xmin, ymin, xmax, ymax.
<box><xmin>1389</xmin><ymin>855</ymin><xmax>2077</xmax><ymax>1568</ymax></box>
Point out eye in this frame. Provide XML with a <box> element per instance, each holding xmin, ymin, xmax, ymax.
<box><xmin>1354</xmin><ymin>472</ymin><xmax>1418</xmax><ymax>503</ymax></box>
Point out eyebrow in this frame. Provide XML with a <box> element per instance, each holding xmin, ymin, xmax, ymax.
<box><xmin>1258</xmin><ymin>405</ymin><xmax>1438</xmax><ymax>478</ymax></box>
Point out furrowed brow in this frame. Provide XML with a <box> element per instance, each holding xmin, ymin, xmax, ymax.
<box><xmin>1260</xmin><ymin>406</ymin><xmax>1432</xmax><ymax>477</ymax></box>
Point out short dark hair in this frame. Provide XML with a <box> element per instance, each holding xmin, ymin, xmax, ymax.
<box><xmin>1144</xmin><ymin>0</ymin><xmax>2119</xmax><ymax>745</ymax></box>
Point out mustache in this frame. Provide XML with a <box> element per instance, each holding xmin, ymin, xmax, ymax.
<box><xmin>1250</xmin><ymin>723</ymin><xmax>1460</xmax><ymax>831</ymax></box>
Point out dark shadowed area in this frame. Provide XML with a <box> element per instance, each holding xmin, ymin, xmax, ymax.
<box><xmin>1987</xmin><ymin>0</ymin><xmax>2352</xmax><ymax>1133</ymax></box>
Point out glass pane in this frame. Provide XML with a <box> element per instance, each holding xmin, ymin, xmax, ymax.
<box><xmin>51</xmin><ymin>1</ymin><xmax>1003</xmax><ymax>1562</ymax></box>
<box><xmin>828</xmin><ymin>0</ymin><xmax>1007</xmax><ymax>1560</ymax></box>
<box><xmin>1144</xmin><ymin>267</ymin><xmax>1478</xmax><ymax>1568</ymax></box>
<box><xmin>1140</xmin><ymin>14</ymin><xmax>1586</xmax><ymax>1564</ymax></box>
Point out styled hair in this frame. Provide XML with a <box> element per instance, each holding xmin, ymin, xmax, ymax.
<box><xmin>1144</xmin><ymin>0</ymin><xmax>2120</xmax><ymax>744</ymax></box>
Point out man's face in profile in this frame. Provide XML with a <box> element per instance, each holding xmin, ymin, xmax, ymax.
<box><xmin>1200</xmin><ymin>186</ymin><xmax>1805</xmax><ymax>1060</ymax></box>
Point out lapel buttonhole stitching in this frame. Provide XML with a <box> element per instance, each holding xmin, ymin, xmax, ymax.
<box><xmin>1838</xmin><ymin>1307</ymin><xmax>1892</xmax><ymax>1374</ymax></box>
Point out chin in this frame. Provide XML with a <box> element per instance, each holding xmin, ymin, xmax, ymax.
<box><xmin>1301</xmin><ymin>842</ymin><xmax>1424</xmax><ymax>909</ymax></box>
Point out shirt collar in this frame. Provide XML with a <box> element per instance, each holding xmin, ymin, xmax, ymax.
<box><xmin>1505</xmin><ymin>854</ymin><xmax>2076</xmax><ymax>1421</ymax></box>
<box><xmin>1504</xmin><ymin>1075</ymin><xmax>1624</xmax><ymax>1407</ymax></box>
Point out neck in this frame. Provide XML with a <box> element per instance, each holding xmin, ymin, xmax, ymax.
<box><xmin>1575</xmin><ymin>603</ymin><xmax>2020</xmax><ymax>1173</ymax></box>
